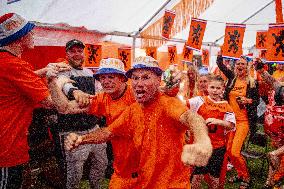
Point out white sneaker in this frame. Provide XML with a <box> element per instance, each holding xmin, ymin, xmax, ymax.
<box><xmin>227</xmin><ymin>162</ymin><xmax>234</xmax><ymax>171</ymax></box>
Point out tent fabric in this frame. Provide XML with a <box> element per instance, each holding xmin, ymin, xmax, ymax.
<box><xmin>1</xmin><ymin>0</ymin><xmax>282</xmax><ymax>49</ymax></box>
<box><xmin>1</xmin><ymin>0</ymin><xmax>283</xmax><ymax>50</ymax></box>
<box><xmin>1</xmin><ymin>0</ymin><xmax>180</xmax><ymax>33</ymax></box>
<box><xmin>33</xmin><ymin>26</ymin><xmax>106</xmax><ymax>46</ymax></box>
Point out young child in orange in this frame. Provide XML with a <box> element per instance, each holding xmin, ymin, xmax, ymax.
<box><xmin>187</xmin><ymin>75</ymin><xmax>236</xmax><ymax>189</ymax></box>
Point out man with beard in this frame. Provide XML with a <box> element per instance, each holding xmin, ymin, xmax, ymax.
<box><xmin>51</xmin><ymin>39</ymin><xmax>107</xmax><ymax>189</ymax></box>
<box><xmin>62</xmin><ymin>56</ymin><xmax>213</xmax><ymax>189</ymax></box>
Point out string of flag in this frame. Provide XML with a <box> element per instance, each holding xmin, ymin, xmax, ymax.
<box><xmin>158</xmin><ymin>9</ymin><xmax>284</xmax><ymax>63</ymax></box>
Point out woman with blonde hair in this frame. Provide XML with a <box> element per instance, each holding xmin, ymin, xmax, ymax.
<box><xmin>216</xmin><ymin>53</ymin><xmax>260</xmax><ymax>189</ymax></box>
<box><xmin>181</xmin><ymin>64</ymin><xmax>199</xmax><ymax>99</ymax></box>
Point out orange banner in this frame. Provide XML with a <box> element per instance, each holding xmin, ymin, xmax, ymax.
<box><xmin>259</xmin><ymin>49</ymin><xmax>267</xmax><ymax>59</ymax></box>
<box><xmin>182</xmin><ymin>45</ymin><xmax>193</xmax><ymax>62</ymax></box>
<box><xmin>162</xmin><ymin>10</ymin><xmax>176</xmax><ymax>39</ymax></box>
<box><xmin>202</xmin><ymin>49</ymin><xmax>209</xmax><ymax>66</ymax></box>
<box><xmin>145</xmin><ymin>47</ymin><xmax>157</xmax><ymax>59</ymax></box>
<box><xmin>222</xmin><ymin>23</ymin><xmax>246</xmax><ymax>59</ymax></box>
<box><xmin>275</xmin><ymin>0</ymin><xmax>284</xmax><ymax>23</ymax></box>
<box><xmin>266</xmin><ymin>23</ymin><xmax>284</xmax><ymax>63</ymax></box>
<box><xmin>186</xmin><ymin>18</ymin><xmax>207</xmax><ymax>51</ymax></box>
<box><xmin>84</xmin><ymin>44</ymin><xmax>102</xmax><ymax>67</ymax></box>
<box><xmin>168</xmin><ymin>45</ymin><xmax>177</xmax><ymax>64</ymax></box>
<box><xmin>256</xmin><ymin>31</ymin><xmax>267</xmax><ymax>49</ymax></box>
<box><xmin>118</xmin><ymin>47</ymin><xmax>132</xmax><ymax>70</ymax></box>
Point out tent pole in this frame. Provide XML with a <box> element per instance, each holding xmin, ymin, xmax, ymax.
<box><xmin>132</xmin><ymin>36</ymin><xmax>136</xmax><ymax>62</ymax></box>
<box><xmin>213</xmin><ymin>0</ymin><xmax>274</xmax><ymax>44</ymax></box>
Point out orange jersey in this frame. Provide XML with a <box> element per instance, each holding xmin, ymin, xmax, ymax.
<box><xmin>229</xmin><ymin>78</ymin><xmax>248</xmax><ymax>121</ymax></box>
<box><xmin>0</xmin><ymin>51</ymin><xmax>49</xmax><ymax>167</ymax></box>
<box><xmin>187</xmin><ymin>96</ymin><xmax>236</xmax><ymax>149</ymax></box>
<box><xmin>88</xmin><ymin>86</ymin><xmax>138</xmax><ymax>188</ymax></box>
<box><xmin>272</xmin><ymin>70</ymin><xmax>284</xmax><ymax>81</ymax></box>
<box><xmin>108</xmin><ymin>93</ymin><xmax>190</xmax><ymax>189</ymax></box>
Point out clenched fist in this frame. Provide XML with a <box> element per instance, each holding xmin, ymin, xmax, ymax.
<box><xmin>65</xmin><ymin>133</ymin><xmax>83</xmax><ymax>151</ymax></box>
<box><xmin>181</xmin><ymin>143</ymin><xmax>212</xmax><ymax>167</ymax></box>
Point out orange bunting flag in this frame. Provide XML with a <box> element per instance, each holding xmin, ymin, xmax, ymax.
<box><xmin>186</xmin><ymin>18</ymin><xmax>207</xmax><ymax>51</ymax></box>
<box><xmin>222</xmin><ymin>23</ymin><xmax>246</xmax><ymax>59</ymax></box>
<box><xmin>182</xmin><ymin>45</ymin><xmax>193</xmax><ymax>62</ymax></box>
<box><xmin>162</xmin><ymin>10</ymin><xmax>176</xmax><ymax>39</ymax></box>
<box><xmin>256</xmin><ymin>31</ymin><xmax>267</xmax><ymax>49</ymax></box>
<box><xmin>145</xmin><ymin>47</ymin><xmax>157</xmax><ymax>59</ymax></box>
<box><xmin>275</xmin><ymin>0</ymin><xmax>284</xmax><ymax>23</ymax></box>
<box><xmin>168</xmin><ymin>45</ymin><xmax>177</xmax><ymax>64</ymax></box>
<box><xmin>118</xmin><ymin>47</ymin><xmax>132</xmax><ymax>70</ymax></box>
<box><xmin>266</xmin><ymin>23</ymin><xmax>284</xmax><ymax>63</ymax></box>
<box><xmin>84</xmin><ymin>44</ymin><xmax>102</xmax><ymax>67</ymax></box>
<box><xmin>259</xmin><ymin>49</ymin><xmax>267</xmax><ymax>59</ymax></box>
<box><xmin>202</xmin><ymin>49</ymin><xmax>209</xmax><ymax>66</ymax></box>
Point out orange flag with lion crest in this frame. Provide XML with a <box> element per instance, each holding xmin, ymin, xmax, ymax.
<box><xmin>222</xmin><ymin>23</ymin><xmax>246</xmax><ymax>59</ymax></box>
<box><xmin>186</xmin><ymin>18</ymin><xmax>207</xmax><ymax>51</ymax></box>
<box><xmin>256</xmin><ymin>31</ymin><xmax>267</xmax><ymax>49</ymax></box>
<box><xmin>118</xmin><ymin>47</ymin><xmax>132</xmax><ymax>70</ymax></box>
<box><xmin>266</xmin><ymin>23</ymin><xmax>284</xmax><ymax>63</ymax></box>
<box><xmin>145</xmin><ymin>47</ymin><xmax>157</xmax><ymax>59</ymax></box>
<box><xmin>162</xmin><ymin>10</ymin><xmax>176</xmax><ymax>39</ymax></box>
<box><xmin>202</xmin><ymin>49</ymin><xmax>209</xmax><ymax>66</ymax></box>
<box><xmin>168</xmin><ymin>45</ymin><xmax>177</xmax><ymax>64</ymax></box>
<box><xmin>84</xmin><ymin>44</ymin><xmax>102</xmax><ymax>67</ymax></box>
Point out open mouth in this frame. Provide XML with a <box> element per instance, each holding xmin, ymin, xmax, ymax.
<box><xmin>135</xmin><ymin>90</ymin><xmax>146</xmax><ymax>98</ymax></box>
<box><xmin>103</xmin><ymin>86</ymin><xmax>113</xmax><ymax>90</ymax></box>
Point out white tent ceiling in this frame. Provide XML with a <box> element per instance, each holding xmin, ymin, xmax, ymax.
<box><xmin>0</xmin><ymin>0</ymin><xmax>179</xmax><ymax>33</ymax></box>
<box><xmin>1</xmin><ymin>0</ymin><xmax>283</xmax><ymax>50</ymax></box>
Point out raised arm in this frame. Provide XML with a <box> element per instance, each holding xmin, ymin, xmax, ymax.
<box><xmin>180</xmin><ymin>110</ymin><xmax>213</xmax><ymax>167</ymax></box>
<box><xmin>216</xmin><ymin>54</ymin><xmax>235</xmax><ymax>80</ymax></box>
<box><xmin>48</xmin><ymin>76</ymin><xmax>89</xmax><ymax>114</ymax></box>
<box><xmin>65</xmin><ymin>106</ymin><xmax>131</xmax><ymax>150</ymax></box>
<box><xmin>65</xmin><ymin>128</ymin><xmax>112</xmax><ymax>150</ymax></box>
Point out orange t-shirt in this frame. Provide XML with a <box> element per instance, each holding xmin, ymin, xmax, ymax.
<box><xmin>272</xmin><ymin>70</ymin><xmax>284</xmax><ymax>81</ymax></box>
<box><xmin>108</xmin><ymin>93</ymin><xmax>190</xmax><ymax>189</ymax></box>
<box><xmin>88</xmin><ymin>86</ymin><xmax>139</xmax><ymax>188</ymax></box>
<box><xmin>229</xmin><ymin>78</ymin><xmax>248</xmax><ymax>121</ymax></box>
<box><xmin>187</xmin><ymin>96</ymin><xmax>236</xmax><ymax>149</ymax></box>
<box><xmin>0</xmin><ymin>51</ymin><xmax>49</xmax><ymax>167</ymax></box>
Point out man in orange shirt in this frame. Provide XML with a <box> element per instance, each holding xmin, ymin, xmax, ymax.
<box><xmin>49</xmin><ymin>56</ymin><xmax>183</xmax><ymax>188</ymax></box>
<box><xmin>51</xmin><ymin>57</ymin><xmax>138</xmax><ymax>188</ymax></box>
<box><xmin>0</xmin><ymin>13</ymin><xmax>70</xmax><ymax>189</ymax></box>
<box><xmin>62</xmin><ymin>56</ymin><xmax>213</xmax><ymax>189</ymax></box>
<box><xmin>187</xmin><ymin>75</ymin><xmax>236</xmax><ymax>189</ymax></box>
<box><xmin>272</xmin><ymin>64</ymin><xmax>284</xmax><ymax>81</ymax></box>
